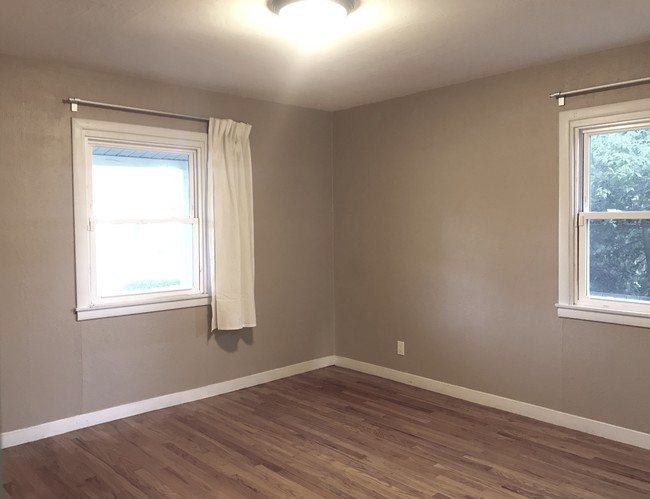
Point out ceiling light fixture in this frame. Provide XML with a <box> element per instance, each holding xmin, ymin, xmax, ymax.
<box><xmin>268</xmin><ymin>0</ymin><xmax>356</xmax><ymax>24</ymax></box>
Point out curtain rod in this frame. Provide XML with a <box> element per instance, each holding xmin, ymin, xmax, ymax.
<box><xmin>549</xmin><ymin>76</ymin><xmax>650</xmax><ymax>106</ymax></box>
<box><xmin>64</xmin><ymin>97</ymin><xmax>210</xmax><ymax>123</ymax></box>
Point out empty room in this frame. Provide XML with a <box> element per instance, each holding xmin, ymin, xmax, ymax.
<box><xmin>2</xmin><ymin>0</ymin><xmax>650</xmax><ymax>497</ymax></box>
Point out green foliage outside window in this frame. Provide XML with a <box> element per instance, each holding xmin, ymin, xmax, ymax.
<box><xmin>588</xmin><ymin>129</ymin><xmax>650</xmax><ymax>301</ymax></box>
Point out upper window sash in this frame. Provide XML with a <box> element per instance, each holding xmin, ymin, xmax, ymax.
<box><xmin>89</xmin><ymin>140</ymin><xmax>198</xmax><ymax>220</ymax></box>
<box><xmin>580</xmin><ymin>123</ymin><xmax>650</xmax><ymax>214</ymax></box>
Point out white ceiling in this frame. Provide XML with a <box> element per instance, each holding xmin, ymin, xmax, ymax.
<box><xmin>1</xmin><ymin>0</ymin><xmax>650</xmax><ymax>110</ymax></box>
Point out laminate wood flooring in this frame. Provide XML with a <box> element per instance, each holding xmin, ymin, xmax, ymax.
<box><xmin>4</xmin><ymin>366</ymin><xmax>650</xmax><ymax>498</ymax></box>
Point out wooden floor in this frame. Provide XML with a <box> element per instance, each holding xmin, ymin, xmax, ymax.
<box><xmin>4</xmin><ymin>367</ymin><xmax>650</xmax><ymax>498</ymax></box>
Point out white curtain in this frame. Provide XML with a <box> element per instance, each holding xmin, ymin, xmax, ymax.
<box><xmin>207</xmin><ymin>118</ymin><xmax>256</xmax><ymax>330</ymax></box>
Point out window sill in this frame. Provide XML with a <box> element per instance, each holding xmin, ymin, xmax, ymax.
<box><xmin>556</xmin><ymin>303</ymin><xmax>650</xmax><ymax>328</ymax></box>
<box><xmin>76</xmin><ymin>295</ymin><xmax>210</xmax><ymax>321</ymax></box>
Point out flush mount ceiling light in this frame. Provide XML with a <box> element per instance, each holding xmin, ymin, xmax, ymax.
<box><xmin>268</xmin><ymin>0</ymin><xmax>356</xmax><ymax>23</ymax></box>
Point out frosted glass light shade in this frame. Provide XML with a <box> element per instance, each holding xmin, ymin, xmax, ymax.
<box><xmin>269</xmin><ymin>0</ymin><xmax>354</xmax><ymax>23</ymax></box>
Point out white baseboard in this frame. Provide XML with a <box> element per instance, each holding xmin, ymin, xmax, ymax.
<box><xmin>5</xmin><ymin>354</ymin><xmax>649</xmax><ymax>451</ymax></box>
<box><xmin>1</xmin><ymin>355</ymin><xmax>337</xmax><ymax>449</ymax></box>
<box><xmin>334</xmin><ymin>356</ymin><xmax>650</xmax><ymax>450</ymax></box>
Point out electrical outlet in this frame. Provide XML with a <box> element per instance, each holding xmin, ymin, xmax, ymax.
<box><xmin>397</xmin><ymin>340</ymin><xmax>405</xmax><ymax>356</ymax></box>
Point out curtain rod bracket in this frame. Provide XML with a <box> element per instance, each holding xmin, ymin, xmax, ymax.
<box><xmin>548</xmin><ymin>92</ymin><xmax>565</xmax><ymax>106</ymax></box>
<box><xmin>66</xmin><ymin>97</ymin><xmax>81</xmax><ymax>112</ymax></box>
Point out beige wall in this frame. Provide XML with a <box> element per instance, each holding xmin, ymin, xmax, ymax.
<box><xmin>0</xmin><ymin>54</ymin><xmax>335</xmax><ymax>432</ymax></box>
<box><xmin>333</xmin><ymin>41</ymin><xmax>650</xmax><ymax>433</ymax></box>
<box><xmin>3</xmin><ymin>39</ymin><xmax>650</xmax><ymax>438</ymax></box>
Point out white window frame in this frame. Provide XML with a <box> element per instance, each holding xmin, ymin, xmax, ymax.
<box><xmin>558</xmin><ymin>97</ymin><xmax>650</xmax><ymax>328</ymax></box>
<box><xmin>72</xmin><ymin>119</ymin><xmax>209</xmax><ymax>320</ymax></box>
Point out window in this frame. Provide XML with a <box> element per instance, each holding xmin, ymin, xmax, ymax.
<box><xmin>558</xmin><ymin>98</ymin><xmax>650</xmax><ymax>327</ymax></box>
<box><xmin>72</xmin><ymin>119</ymin><xmax>208</xmax><ymax>320</ymax></box>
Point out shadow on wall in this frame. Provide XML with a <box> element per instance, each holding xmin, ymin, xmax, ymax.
<box><xmin>207</xmin><ymin>310</ymin><xmax>255</xmax><ymax>352</ymax></box>
<box><xmin>209</xmin><ymin>328</ymin><xmax>254</xmax><ymax>352</ymax></box>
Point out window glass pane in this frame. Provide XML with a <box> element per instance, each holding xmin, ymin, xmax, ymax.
<box><xmin>588</xmin><ymin>128</ymin><xmax>650</xmax><ymax>212</ymax></box>
<box><xmin>587</xmin><ymin>219</ymin><xmax>650</xmax><ymax>302</ymax></box>
<box><xmin>92</xmin><ymin>147</ymin><xmax>190</xmax><ymax>219</ymax></box>
<box><xmin>95</xmin><ymin>222</ymin><xmax>195</xmax><ymax>298</ymax></box>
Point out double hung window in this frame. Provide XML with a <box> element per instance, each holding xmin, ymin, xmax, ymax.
<box><xmin>72</xmin><ymin>119</ymin><xmax>208</xmax><ymax>320</ymax></box>
<box><xmin>558</xmin><ymin>98</ymin><xmax>650</xmax><ymax>327</ymax></box>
